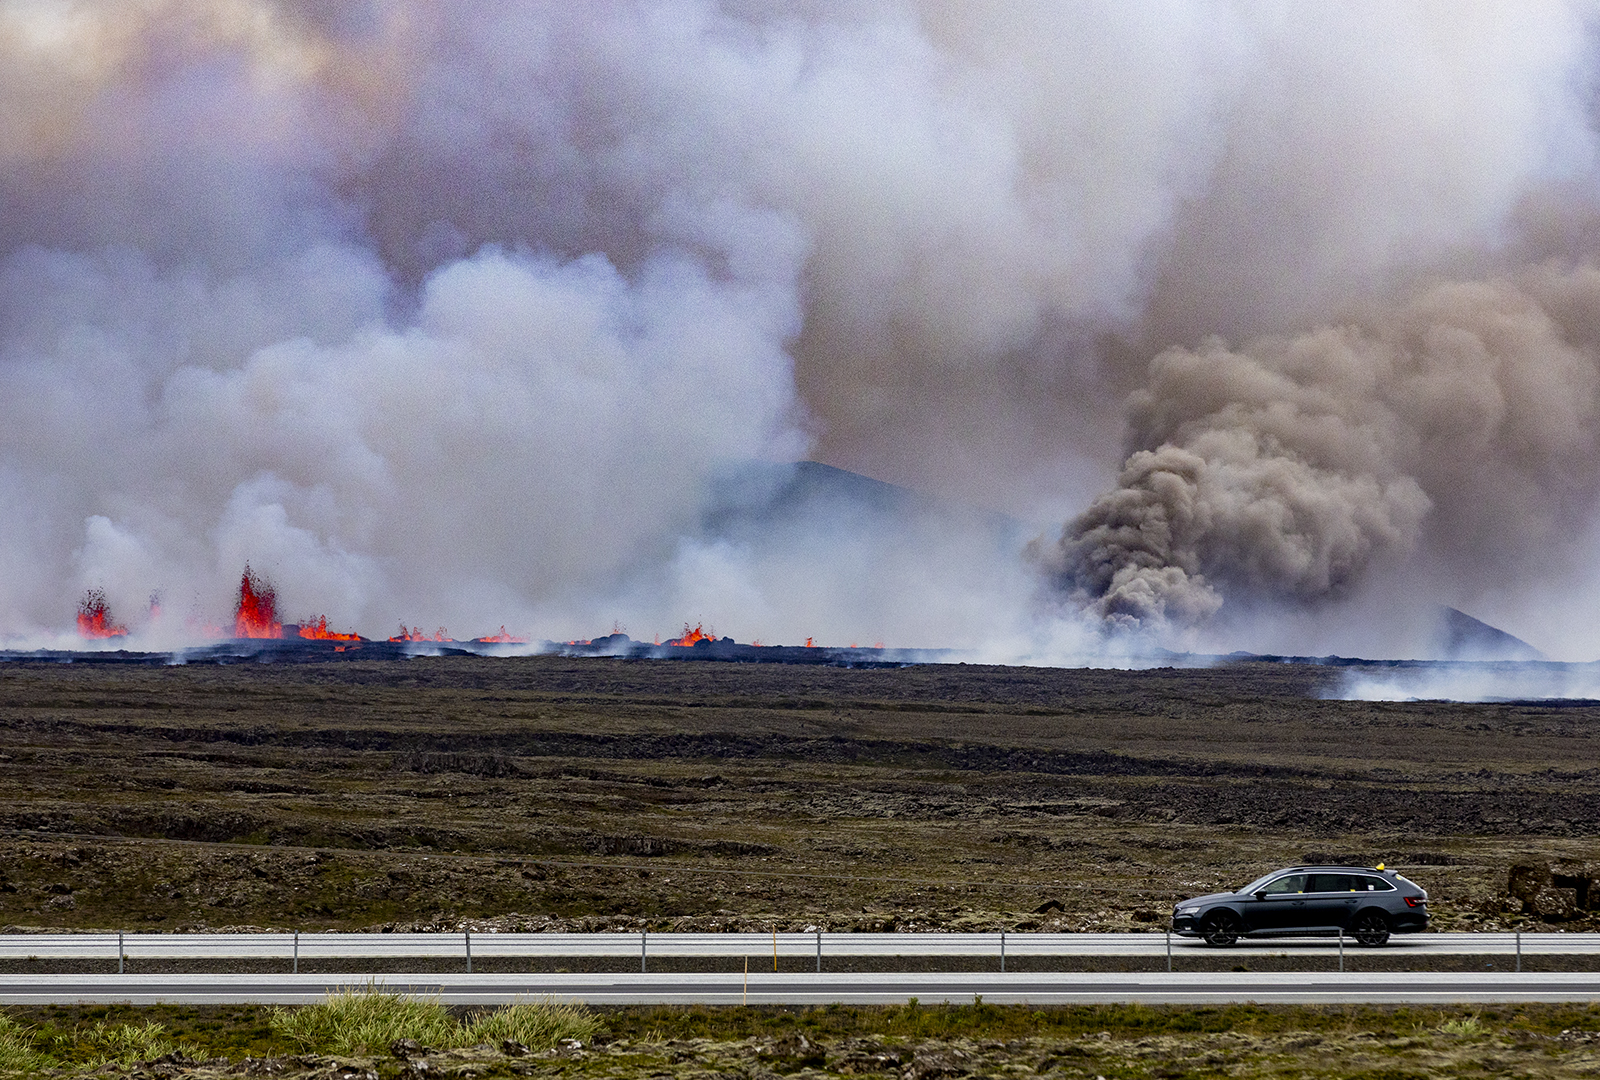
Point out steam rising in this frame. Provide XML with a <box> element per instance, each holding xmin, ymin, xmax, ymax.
<box><xmin>2</xmin><ymin>2</ymin><xmax>1600</xmax><ymax>658</ymax></box>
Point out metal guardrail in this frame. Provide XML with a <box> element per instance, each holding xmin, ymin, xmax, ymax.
<box><xmin>2</xmin><ymin>931</ymin><xmax>1597</xmax><ymax>964</ymax></box>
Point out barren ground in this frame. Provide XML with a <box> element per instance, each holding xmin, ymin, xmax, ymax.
<box><xmin>0</xmin><ymin>655</ymin><xmax>1595</xmax><ymax>935</ymax></box>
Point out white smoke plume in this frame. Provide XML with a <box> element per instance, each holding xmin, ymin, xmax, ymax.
<box><xmin>1</xmin><ymin>2</ymin><xmax>1598</xmax><ymax>657</ymax></box>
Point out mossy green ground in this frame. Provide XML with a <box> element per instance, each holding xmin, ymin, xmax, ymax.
<box><xmin>6</xmin><ymin>1001</ymin><xmax>1600</xmax><ymax>1077</ymax></box>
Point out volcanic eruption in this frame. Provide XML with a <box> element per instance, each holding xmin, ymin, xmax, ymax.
<box><xmin>665</xmin><ymin>622</ymin><xmax>715</xmax><ymax>646</ymax></box>
<box><xmin>233</xmin><ymin>566</ymin><xmax>282</xmax><ymax>640</ymax></box>
<box><xmin>295</xmin><ymin>615</ymin><xmax>361</xmax><ymax>642</ymax></box>
<box><xmin>389</xmin><ymin>625</ymin><xmax>452</xmax><ymax>643</ymax></box>
<box><xmin>76</xmin><ymin>589</ymin><xmax>127</xmax><ymax>639</ymax></box>
<box><xmin>10</xmin><ymin>5</ymin><xmax>1600</xmax><ymax>660</ymax></box>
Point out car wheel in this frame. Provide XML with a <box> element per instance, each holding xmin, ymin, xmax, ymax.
<box><xmin>1201</xmin><ymin>911</ymin><xmax>1243</xmax><ymax>947</ymax></box>
<box><xmin>1351</xmin><ymin>910</ymin><xmax>1390</xmax><ymax>946</ymax></box>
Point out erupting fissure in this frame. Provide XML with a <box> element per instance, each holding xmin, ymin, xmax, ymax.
<box><xmin>296</xmin><ymin>615</ymin><xmax>361</xmax><ymax>642</ymax></box>
<box><xmin>389</xmin><ymin>625</ymin><xmax>452</xmax><ymax>642</ymax></box>
<box><xmin>473</xmin><ymin>626</ymin><xmax>527</xmax><ymax>643</ymax></box>
<box><xmin>76</xmin><ymin>588</ymin><xmax>127</xmax><ymax>639</ymax></box>
<box><xmin>234</xmin><ymin>565</ymin><xmax>282</xmax><ymax>639</ymax></box>
<box><xmin>666</xmin><ymin>622</ymin><xmax>715</xmax><ymax>646</ymax></box>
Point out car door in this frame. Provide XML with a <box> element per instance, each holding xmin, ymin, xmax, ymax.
<box><xmin>1304</xmin><ymin>873</ymin><xmax>1359</xmax><ymax>930</ymax></box>
<box><xmin>1242</xmin><ymin>873</ymin><xmax>1309</xmax><ymax>931</ymax></box>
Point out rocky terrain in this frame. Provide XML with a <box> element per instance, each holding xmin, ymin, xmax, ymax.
<box><xmin>0</xmin><ymin>655</ymin><xmax>1595</xmax><ymax>935</ymax></box>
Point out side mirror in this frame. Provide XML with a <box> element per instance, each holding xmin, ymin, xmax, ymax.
<box><xmin>1254</xmin><ymin>891</ymin><xmax>1267</xmax><ymax>901</ymax></box>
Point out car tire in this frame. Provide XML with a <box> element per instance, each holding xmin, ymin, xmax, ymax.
<box><xmin>1201</xmin><ymin>911</ymin><xmax>1243</xmax><ymax>947</ymax></box>
<box><xmin>1351</xmin><ymin>910</ymin><xmax>1391</xmax><ymax>946</ymax></box>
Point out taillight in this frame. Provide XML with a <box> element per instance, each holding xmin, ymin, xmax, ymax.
<box><xmin>1405</xmin><ymin>896</ymin><xmax>1426</xmax><ymax>908</ymax></box>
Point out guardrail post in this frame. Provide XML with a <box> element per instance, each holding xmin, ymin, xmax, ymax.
<box><xmin>641</xmin><ymin>930</ymin><xmax>647</xmax><ymax>973</ymax></box>
<box><xmin>1338</xmin><ymin>929</ymin><xmax>1343</xmax><ymax>972</ymax></box>
<box><xmin>293</xmin><ymin>931</ymin><xmax>298</xmax><ymax>974</ymax></box>
<box><xmin>465</xmin><ymin>930</ymin><xmax>471</xmax><ymax>974</ymax></box>
<box><xmin>816</xmin><ymin>929</ymin><xmax>821</xmax><ymax>973</ymax></box>
<box><xmin>1516</xmin><ymin>930</ymin><xmax>1521</xmax><ymax>972</ymax></box>
<box><xmin>1000</xmin><ymin>931</ymin><xmax>1006</xmax><ymax>973</ymax></box>
<box><xmin>117</xmin><ymin>931</ymin><xmax>123</xmax><ymax>975</ymax></box>
<box><xmin>1166</xmin><ymin>929</ymin><xmax>1171</xmax><ymax>973</ymax></box>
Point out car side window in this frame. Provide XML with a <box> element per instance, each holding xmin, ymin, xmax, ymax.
<box><xmin>1260</xmin><ymin>874</ymin><xmax>1307</xmax><ymax>895</ymax></box>
<box><xmin>1355</xmin><ymin>876</ymin><xmax>1395</xmax><ymax>891</ymax></box>
<box><xmin>1309</xmin><ymin>874</ymin><xmax>1354</xmax><ymax>892</ymax></box>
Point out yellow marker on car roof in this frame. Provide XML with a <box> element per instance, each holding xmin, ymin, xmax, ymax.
<box><xmin>1376</xmin><ymin>863</ymin><xmax>1385</xmax><ymax>870</ymax></box>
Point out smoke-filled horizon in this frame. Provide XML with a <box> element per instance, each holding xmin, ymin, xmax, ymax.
<box><xmin>5</xmin><ymin>1</ymin><xmax>1600</xmax><ymax>659</ymax></box>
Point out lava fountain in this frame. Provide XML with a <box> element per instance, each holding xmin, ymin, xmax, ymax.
<box><xmin>76</xmin><ymin>588</ymin><xmax>128</xmax><ymax>638</ymax></box>
<box><xmin>666</xmin><ymin>622</ymin><xmax>715</xmax><ymax>646</ymax></box>
<box><xmin>234</xmin><ymin>565</ymin><xmax>283</xmax><ymax>639</ymax></box>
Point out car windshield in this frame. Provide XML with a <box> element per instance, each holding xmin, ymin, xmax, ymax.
<box><xmin>1237</xmin><ymin>872</ymin><xmax>1282</xmax><ymax>894</ymax></box>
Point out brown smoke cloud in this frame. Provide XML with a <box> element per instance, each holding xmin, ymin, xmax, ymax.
<box><xmin>1038</xmin><ymin>265</ymin><xmax>1600</xmax><ymax>638</ymax></box>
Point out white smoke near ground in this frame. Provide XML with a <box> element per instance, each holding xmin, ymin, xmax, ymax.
<box><xmin>1334</xmin><ymin>663</ymin><xmax>1600</xmax><ymax>703</ymax></box>
<box><xmin>2</xmin><ymin>2</ymin><xmax>1600</xmax><ymax>659</ymax></box>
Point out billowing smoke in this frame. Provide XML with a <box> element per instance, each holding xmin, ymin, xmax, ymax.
<box><xmin>1</xmin><ymin>2</ymin><xmax>1599</xmax><ymax>657</ymax></box>
<box><xmin>1036</xmin><ymin>267</ymin><xmax>1600</xmax><ymax>639</ymax></box>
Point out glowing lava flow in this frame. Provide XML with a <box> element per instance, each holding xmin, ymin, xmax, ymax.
<box><xmin>666</xmin><ymin>622</ymin><xmax>714</xmax><ymax>646</ymax></box>
<box><xmin>474</xmin><ymin>626</ymin><xmax>527</xmax><ymax>643</ymax></box>
<box><xmin>297</xmin><ymin>615</ymin><xmax>362</xmax><ymax>641</ymax></box>
<box><xmin>76</xmin><ymin>589</ymin><xmax>128</xmax><ymax>638</ymax></box>
<box><xmin>234</xmin><ymin>565</ymin><xmax>283</xmax><ymax>639</ymax></box>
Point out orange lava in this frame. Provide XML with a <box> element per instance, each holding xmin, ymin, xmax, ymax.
<box><xmin>389</xmin><ymin>624</ymin><xmax>453</xmax><ymax>642</ymax></box>
<box><xmin>76</xmin><ymin>588</ymin><xmax>128</xmax><ymax>638</ymax></box>
<box><xmin>666</xmin><ymin>622</ymin><xmax>714</xmax><ymax>646</ymax></box>
<box><xmin>234</xmin><ymin>565</ymin><xmax>283</xmax><ymax>639</ymax></box>
<box><xmin>474</xmin><ymin>626</ymin><xmax>527</xmax><ymax>643</ymax></box>
<box><xmin>804</xmin><ymin>636</ymin><xmax>816</xmax><ymax>648</ymax></box>
<box><xmin>297</xmin><ymin>615</ymin><xmax>362</xmax><ymax>641</ymax></box>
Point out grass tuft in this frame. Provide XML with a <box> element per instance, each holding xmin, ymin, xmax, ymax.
<box><xmin>467</xmin><ymin>998</ymin><xmax>599</xmax><ymax>1048</ymax></box>
<box><xmin>1438</xmin><ymin>1014</ymin><xmax>1484</xmax><ymax>1036</ymax></box>
<box><xmin>269</xmin><ymin>984</ymin><xmax>457</xmax><ymax>1056</ymax></box>
<box><xmin>0</xmin><ymin>1013</ymin><xmax>49</xmax><ymax>1076</ymax></box>
<box><xmin>270</xmin><ymin>985</ymin><xmax>597</xmax><ymax>1057</ymax></box>
<box><xmin>70</xmin><ymin>1019</ymin><xmax>181</xmax><ymax>1069</ymax></box>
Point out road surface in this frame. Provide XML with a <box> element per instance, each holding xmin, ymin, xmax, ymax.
<box><xmin>0</xmin><ymin>970</ymin><xmax>1597</xmax><ymax>1005</ymax></box>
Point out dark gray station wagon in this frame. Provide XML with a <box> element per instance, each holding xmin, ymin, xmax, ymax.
<box><xmin>1171</xmin><ymin>866</ymin><xmax>1428</xmax><ymax>946</ymax></box>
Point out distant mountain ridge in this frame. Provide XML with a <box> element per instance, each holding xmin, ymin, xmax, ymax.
<box><xmin>1439</xmin><ymin>606</ymin><xmax>1546</xmax><ymax>661</ymax></box>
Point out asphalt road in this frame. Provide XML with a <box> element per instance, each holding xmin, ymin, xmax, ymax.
<box><xmin>2</xmin><ymin>970</ymin><xmax>1599</xmax><ymax>1005</ymax></box>
<box><xmin>1</xmin><ymin>931</ymin><xmax>1594</xmax><ymax>961</ymax></box>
